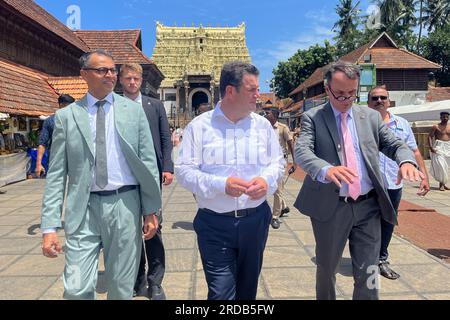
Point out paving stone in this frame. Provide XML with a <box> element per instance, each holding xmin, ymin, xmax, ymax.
<box><xmin>262</xmin><ymin>267</ymin><xmax>317</xmax><ymax>299</ymax></box>
<box><xmin>164</xmin><ymin>272</ymin><xmax>192</xmax><ymax>300</ymax></box>
<box><xmin>263</xmin><ymin>247</ymin><xmax>315</xmax><ymax>268</ymax></box>
<box><xmin>1</xmin><ymin>255</ymin><xmax>65</xmax><ymax>276</ymax></box>
<box><xmin>0</xmin><ymin>214</ymin><xmax>36</xmax><ymax>226</ymax></box>
<box><xmin>393</xmin><ymin>264</ymin><xmax>450</xmax><ymax>293</ymax></box>
<box><xmin>284</xmin><ymin>219</ymin><xmax>312</xmax><ymax>231</ymax></box>
<box><xmin>0</xmin><ymin>225</ymin><xmax>20</xmax><ymax>237</ymax></box>
<box><xmin>165</xmin><ymin>249</ymin><xmax>195</xmax><ymax>272</ymax></box>
<box><xmin>0</xmin><ymin>200</ymin><xmax>34</xmax><ymax>208</ymax></box>
<box><xmin>423</xmin><ymin>293</ymin><xmax>450</xmax><ymax>300</ymax></box>
<box><xmin>0</xmin><ymin>238</ymin><xmax>40</xmax><ymax>254</ymax></box>
<box><xmin>266</xmin><ymin>230</ymin><xmax>301</xmax><ymax>247</ymax></box>
<box><xmin>292</xmin><ymin>230</ymin><xmax>316</xmax><ymax>246</ymax></box>
<box><xmin>163</xmin><ymin>233</ymin><xmax>196</xmax><ymax>250</ymax></box>
<box><xmin>0</xmin><ymin>276</ymin><xmax>57</xmax><ymax>299</ymax></box>
<box><xmin>388</xmin><ymin>244</ymin><xmax>442</xmax><ymax>265</ymax></box>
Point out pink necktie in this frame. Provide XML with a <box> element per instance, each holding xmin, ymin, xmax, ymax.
<box><xmin>340</xmin><ymin>113</ymin><xmax>361</xmax><ymax>200</ymax></box>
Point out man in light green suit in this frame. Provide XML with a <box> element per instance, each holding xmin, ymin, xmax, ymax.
<box><xmin>40</xmin><ymin>50</ymin><xmax>161</xmax><ymax>300</ymax></box>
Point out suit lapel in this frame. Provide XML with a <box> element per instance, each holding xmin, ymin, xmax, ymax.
<box><xmin>322</xmin><ymin>103</ymin><xmax>341</xmax><ymax>160</ymax></box>
<box><xmin>113</xmin><ymin>93</ymin><xmax>129</xmax><ymax>142</ymax></box>
<box><xmin>71</xmin><ymin>96</ymin><xmax>94</xmax><ymax>157</ymax></box>
<box><xmin>352</xmin><ymin>105</ymin><xmax>368</xmax><ymax>154</ymax></box>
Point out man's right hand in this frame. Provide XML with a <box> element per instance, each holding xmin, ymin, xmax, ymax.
<box><xmin>42</xmin><ymin>232</ymin><xmax>62</xmax><ymax>258</ymax></box>
<box><xmin>225</xmin><ymin>177</ymin><xmax>251</xmax><ymax>198</ymax></box>
<box><xmin>35</xmin><ymin>163</ymin><xmax>45</xmax><ymax>177</ymax></box>
<box><xmin>325</xmin><ymin>166</ymin><xmax>358</xmax><ymax>188</ymax></box>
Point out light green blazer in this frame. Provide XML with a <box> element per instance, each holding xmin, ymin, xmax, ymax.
<box><xmin>41</xmin><ymin>93</ymin><xmax>161</xmax><ymax>235</ymax></box>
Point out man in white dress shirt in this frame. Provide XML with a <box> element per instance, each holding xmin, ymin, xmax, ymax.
<box><xmin>175</xmin><ymin>61</ymin><xmax>285</xmax><ymax>300</ymax></box>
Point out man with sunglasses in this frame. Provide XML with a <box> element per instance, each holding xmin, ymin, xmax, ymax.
<box><xmin>368</xmin><ymin>85</ymin><xmax>429</xmax><ymax>280</ymax></box>
<box><xmin>294</xmin><ymin>61</ymin><xmax>423</xmax><ymax>300</ymax></box>
<box><xmin>428</xmin><ymin>111</ymin><xmax>450</xmax><ymax>191</ymax></box>
<box><xmin>40</xmin><ymin>50</ymin><xmax>161</xmax><ymax>299</ymax></box>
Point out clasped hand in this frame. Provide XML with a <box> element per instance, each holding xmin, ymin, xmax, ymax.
<box><xmin>225</xmin><ymin>177</ymin><xmax>268</xmax><ymax>200</ymax></box>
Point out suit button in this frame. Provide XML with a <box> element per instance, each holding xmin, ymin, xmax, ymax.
<box><xmin>335</xmin><ymin>190</ymin><xmax>339</xmax><ymax>194</ymax></box>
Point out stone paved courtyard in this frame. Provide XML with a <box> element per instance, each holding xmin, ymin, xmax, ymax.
<box><xmin>0</xmin><ymin>169</ymin><xmax>449</xmax><ymax>300</ymax></box>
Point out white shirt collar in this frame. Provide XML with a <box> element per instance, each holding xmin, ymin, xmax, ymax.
<box><xmin>212</xmin><ymin>102</ymin><xmax>252</xmax><ymax>124</ymax></box>
<box><xmin>87</xmin><ymin>92</ymin><xmax>114</xmax><ymax>109</ymax></box>
<box><xmin>133</xmin><ymin>92</ymin><xmax>142</xmax><ymax>104</ymax></box>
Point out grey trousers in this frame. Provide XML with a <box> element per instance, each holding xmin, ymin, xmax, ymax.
<box><xmin>311</xmin><ymin>196</ymin><xmax>381</xmax><ymax>300</ymax></box>
<box><xmin>63</xmin><ymin>188</ymin><xmax>142</xmax><ymax>300</ymax></box>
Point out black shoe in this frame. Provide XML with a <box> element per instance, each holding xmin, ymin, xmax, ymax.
<box><xmin>149</xmin><ymin>285</ymin><xmax>166</xmax><ymax>300</ymax></box>
<box><xmin>133</xmin><ymin>282</ymin><xmax>148</xmax><ymax>297</ymax></box>
<box><xmin>379</xmin><ymin>261</ymin><xmax>400</xmax><ymax>280</ymax></box>
<box><xmin>280</xmin><ymin>207</ymin><xmax>290</xmax><ymax>217</ymax></box>
<box><xmin>270</xmin><ymin>218</ymin><xmax>281</xmax><ymax>229</ymax></box>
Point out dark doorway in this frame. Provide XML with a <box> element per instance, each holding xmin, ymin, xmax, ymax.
<box><xmin>192</xmin><ymin>91</ymin><xmax>209</xmax><ymax>115</ymax></box>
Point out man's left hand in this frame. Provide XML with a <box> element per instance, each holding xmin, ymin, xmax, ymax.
<box><xmin>396</xmin><ymin>163</ymin><xmax>425</xmax><ymax>185</ymax></box>
<box><xmin>143</xmin><ymin>214</ymin><xmax>158</xmax><ymax>240</ymax></box>
<box><xmin>162</xmin><ymin>172</ymin><xmax>173</xmax><ymax>186</ymax></box>
<box><xmin>245</xmin><ymin>177</ymin><xmax>268</xmax><ymax>200</ymax></box>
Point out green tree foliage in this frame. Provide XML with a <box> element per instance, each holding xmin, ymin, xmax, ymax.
<box><xmin>271</xmin><ymin>41</ymin><xmax>336</xmax><ymax>98</ymax></box>
<box><xmin>333</xmin><ymin>0</ymin><xmax>363</xmax><ymax>56</ymax></box>
<box><xmin>420</xmin><ymin>24</ymin><xmax>450</xmax><ymax>86</ymax></box>
<box><xmin>421</xmin><ymin>0</ymin><xmax>450</xmax><ymax>31</ymax></box>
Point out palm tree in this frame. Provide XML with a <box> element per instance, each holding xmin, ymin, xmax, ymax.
<box><xmin>417</xmin><ymin>0</ymin><xmax>424</xmax><ymax>51</ymax></box>
<box><xmin>374</xmin><ymin>0</ymin><xmax>407</xmax><ymax>31</ymax></box>
<box><xmin>333</xmin><ymin>0</ymin><xmax>362</xmax><ymax>55</ymax></box>
<box><xmin>422</xmin><ymin>0</ymin><xmax>450</xmax><ymax>31</ymax></box>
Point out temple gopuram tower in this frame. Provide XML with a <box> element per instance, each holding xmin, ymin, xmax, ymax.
<box><xmin>151</xmin><ymin>22</ymin><xmax>251</xmax><ymax>124</ymax></box>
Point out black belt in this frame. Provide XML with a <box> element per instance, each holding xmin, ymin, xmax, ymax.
<box><xmin>200</xmin><ymin>201</ymin><xmax>267</xmax><ymax>218</ymax></box>
<box><xmin>339</xmin><ymin>189</ymin><xmax>376</xmax><ymax>203</ymax></box>
<box><xmin>91</xmin><ymin>185</ymin><xmax>137</xmax><ymax>196</ymax></box>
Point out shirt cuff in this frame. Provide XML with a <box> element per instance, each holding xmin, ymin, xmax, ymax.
<box><xmin>42</xmin><ymin>228</ymin><xmax>56</xmax><ymax>234</ymax></box>
<box><xmin>399</xmin><ymin>160</ymin><xmax>418</xmax><ymax>168</ymax></box>
<box><xmin>317</xmin><ymin>165</ymin><xmax>332</xmax><ymax>183</ymax></box>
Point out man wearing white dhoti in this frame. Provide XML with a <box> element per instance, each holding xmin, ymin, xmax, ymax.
<box><xmin>429</xmin><ymin>112</ymin><xmax>450</xmax><ymax>191</ymax></box>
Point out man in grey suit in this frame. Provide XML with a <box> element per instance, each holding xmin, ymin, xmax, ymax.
<box><xmin>40</xmin><ymin>50</ymin><xmax>161</xmax><ymax>300</ymax></box>
<box><xmin>120</xmin><ymin>63</ymin><xmax>173</xmax><ymax>300</ymax></box>
<box><xmin>294</xmin><ymin>61</ymin><xmax>424</xmax><ymax>300</ymax></box>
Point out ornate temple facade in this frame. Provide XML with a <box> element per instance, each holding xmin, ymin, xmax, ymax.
<box><xmin>151</xmin><ymin>22</ymin><xmax>251</xmax><ymax>123</ymax></box>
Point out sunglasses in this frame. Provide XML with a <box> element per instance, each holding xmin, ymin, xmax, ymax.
<box><xmin>371</xmin><ymin>96</ymin><xmax>388</xmax><ymax>102</ymax></box>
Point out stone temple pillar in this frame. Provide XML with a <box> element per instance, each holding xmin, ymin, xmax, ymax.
<box><xmin>183</xmin><ymin>80</ymin><xmax>190</xmax><ymax>117</ymax></box>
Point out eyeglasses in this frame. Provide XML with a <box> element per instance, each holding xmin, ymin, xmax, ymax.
<box><xmin>82</xmin><ymin>67</ymin><xmax>118</xmax><ymax>76</ymax></box>
<box><xmin>328</xmin><ymin>86</ymin><xmax>358</xmax><ymax>102</ymax></box>
<box><xmin>370</xmin><ymin>95</ymin><xmax>388</xmax><ymax>102</ymax></box>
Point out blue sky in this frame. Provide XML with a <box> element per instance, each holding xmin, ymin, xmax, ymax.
<box><xmin>35</xmin><ymin>0</ymin><xmax>373</xmax><ymax>92</ymax></box>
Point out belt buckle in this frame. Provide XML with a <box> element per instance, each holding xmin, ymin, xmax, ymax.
<box><xmin>344</xmin><ymin>196</ymin><xmax>349</xmax><ymax>203</ymax></box>
<box><xmin>234</xmin><ymin>209</ymin><xmax>245</xmax><ymax>218</ymax></box>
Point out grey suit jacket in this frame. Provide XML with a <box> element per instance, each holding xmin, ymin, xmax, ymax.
<box><xmin>41</xmin><ymin>93</ymin><xmax>161</xmax><ymax>235</ymax></box>
<box><xmin>294</xmin><ymin>102</ymin><xmax>416</xmax><ymax>225</ymax></box>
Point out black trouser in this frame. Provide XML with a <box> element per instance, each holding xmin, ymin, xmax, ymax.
<box><xmin>135</xmin><ymin>225</ymin><xmax>165</xmax><ymax>289</ymax></box>
<box><xmin>135</xmin><ymin>175</ymin><xmax>165</xmax><ymax>290</ymax></box>
<box><xmin>379</xmin><ymin>188</ymin><xmax>402</xmax><ymax>262</ymax></box>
